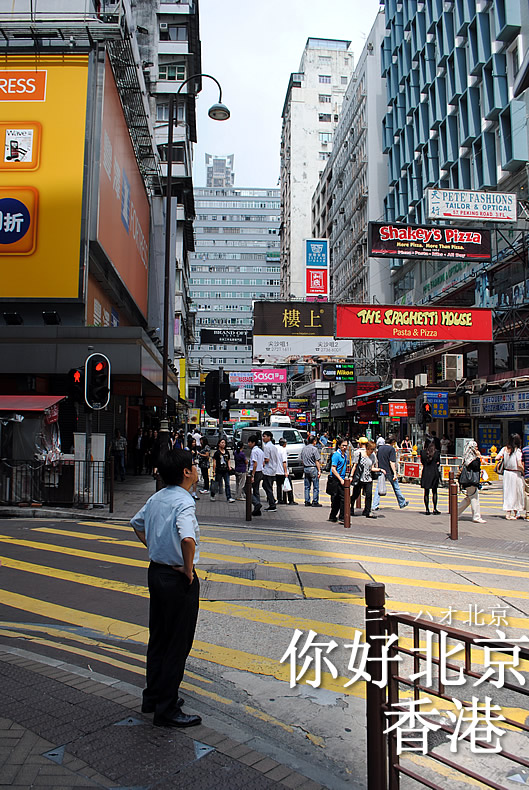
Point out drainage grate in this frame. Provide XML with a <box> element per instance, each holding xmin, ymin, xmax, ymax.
<box><xmin>329</xmin><ymin>584</ymin><xmax>361</xmax><ymax>594</ymax></box>
<box><xmin>215</xmin><ymin>568</ymin><xmax>256</xmax><ymax>580</ymax></box>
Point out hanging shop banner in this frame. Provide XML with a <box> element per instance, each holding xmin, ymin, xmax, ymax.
<box><xmin>368</xmin><ymin>222</ymin><xmax>491</xmax><ymax>262</ymax></box>
<box><xmin>252</xmin><ymin>368</ymin><xmax>287</xmax><ymax>384</ymax></box>
<box><xmin>388</xmin><ymin>401</ymin><xmax>409</xmax><ymax>418</ymax></box>
<box><xmin>229</xmin><ymin>372</ymin><xmax>254</xmax><ymax>390</ymax></box>
<box><xmin>201</xmin><ymin>328</ymin><xmax>251</xmax><ymax>345</ymax></box>
<box><xmin>320</xmin><ymin>363</ymin><xmax>356</xmax><ymax>382</ymax></box>
<box><xmin>471</xmin><ymin>389</ymin><xmax>529</xmax><ymax>417</ymax></box>
<box><xmin>425</xmin><ymin>391</ymin><xmax>449</xmax><ymax>418</ymax></box>
<box><xmin>253</xmin><ymin>336</ymin><xmax>353</xmax><ymax>365</ymax></box>
<box><xmin>336</xmin><ymin>304</ymin><xmax>493</xmax><ymax>342</ymax></box>
<box><xmin>427</xmin><ymin>188</ymin><xmax>517</xmax><ymax>223</ymax></box>
<box><xmin>305</xmin><ymin>238</ymin><xmax>329</xmax><ymax>300</ymax></box>
<box><xmin>253</xmin><ymin>301</ymin><xmax>334</xmax><ymax>337</ymax></box>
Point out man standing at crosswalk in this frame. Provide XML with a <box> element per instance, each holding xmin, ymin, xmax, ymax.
<box><xmin>262</xmin><ymin>431</ymin><xmax>280</xmax><ymax>512</ymax></box>
<box><xmin>131</xmin><ymin>448</ymin><xmax>201</xmax><ymax>728</ymax></box>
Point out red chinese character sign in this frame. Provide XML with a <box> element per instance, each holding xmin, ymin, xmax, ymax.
<box><xmin>336</xmin><ymin>305</ymin><xmax>493</xmax><ymax>343</ymax></box>
<box><xmin>306</xmin><ymin>267</ymin><xmax>328</xmax><ymax>298</ymax></box>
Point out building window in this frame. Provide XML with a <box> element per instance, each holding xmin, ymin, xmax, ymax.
<box><xmin>319</xmin><ymin>75</ymin><xmax>331</xmax><ymax>83</ymax></box>
<box><xmin>158</xmin><ymin>63</ymin><xmax>186</xmax><ymax>81</ymax></box>
<box><xmin>319</xmin><ymin>113</ymin><xmax>331</xmax><ymax>122</ymax></box>
<box><xmin>160</xmin><ymin>25</ymin><xmax>187</xmax><ymax>41</ymax></box>
<box><xmin>319</xmin><ymin>56</ymin><xmax>331</xmax><ymax>64</ymax></box>
<box><xmin>158</xmin><ymin>143</ymin><xmax>185</xmax><ymax>163</ymax></box>
<box><xmin>319</xmin><ymin>94</ymin><xmax>332</xmax><ymax>103</ymax></box>
<box><xmin>156</xmin><ymin>103</ymin><xmax>184</xmax><ymax>122</ymax></box>
<box><xmin>319</xmin><ymin>151</ymin><xmax>331</xmax><ymax>160</ymax></box>
<box><xmin>319</xmin><ymin>132</ymin><xmax>332</xmax><ymax>143</ymax></box>
<box><xmin>341</xmin><ymin>76</ymin><xmax>348</xmax><ymax>85</ymax></box>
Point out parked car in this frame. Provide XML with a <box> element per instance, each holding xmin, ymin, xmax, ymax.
<box><xmin>233</xmin><ymin>425</ymin><xmax>305</xmax><ymax>477</ymax></box>
<box><xmin>203</xmin><ymin>426</ymin><xmax>234</xmax><ymax>449</ymax></box>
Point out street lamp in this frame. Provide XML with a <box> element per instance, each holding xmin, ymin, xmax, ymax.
<box><xmin>160</xmin><ymin>74</ymin><xmax>230</xmax><ymax>434</ymax></box>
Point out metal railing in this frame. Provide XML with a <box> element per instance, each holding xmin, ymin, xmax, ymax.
<box><xmin>365</xmin><ymin>582</ymin><xmax>529</xmax><ymax>789</ymax></box>
<box><xmin>0</xmin><ymin>459</ymin><xmax>112</xmax><ymax>509</ymax></box>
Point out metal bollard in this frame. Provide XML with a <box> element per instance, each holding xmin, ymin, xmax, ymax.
<box><xmin>343</xmin><ymin>477</ymin><xmax>351</xmax><ymax>528</ymax></box>
<box><xmin>365</xmin><ymin>582</ymin><xmax>387</xmax><ymax>790</ymax></box>
<box><xmin>109</xmin><ymin>457</ymin><xmax>114</xmax><ymax>514</ymax></box>
<box><xmin>449</xmin><ymin>470</ymin><xmax>459</xmax><ymax>540</ymax></box>
<box><xmin>245</xmin><ymin>474</ymin><xmax>252</xmax><ymax>522</ymax></box>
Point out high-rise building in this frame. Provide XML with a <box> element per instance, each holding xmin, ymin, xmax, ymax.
<box><xmin>280</xmin><ymin>38</ymin><xmax>354</xmax><ymax>298</ymax></box>
<box><xmin>312</xmin><ymin>10</ymin><xmax>388</xmax><ymax>305</ymax></box>
<box><xmin>135</xmin><ymin>0</ymin><xmax>202</xmax><ymax>367</ymax></box>
<box><xmin>205</xmin><ymin>153</ymin><xmax>235</xmax><ymax>187</ymax></box>
<box><xmin>188</xmin><ymin>185</ymin><xmax>281</xmax><ymax>404</ymax></box>
<box><xmin>382</xmin><ymin>0</ymin><xmax>529</xmax><ymax>443</ymax></box>
<box><xmin>0</xmin><ymin>0</ymin><xmax>201</xmax><ymax>453</ymax></box>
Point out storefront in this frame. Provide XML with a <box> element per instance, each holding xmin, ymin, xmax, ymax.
<box><xmin>470</xmin><ymin>388</ymin><xmax>529</xmax><ymax>450</ymax></box>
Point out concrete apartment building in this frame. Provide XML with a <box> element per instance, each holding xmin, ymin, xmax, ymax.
<box><xmin>312</xmin><ymin>10</ymin><xmax>389</xmax><ymax>305</ymax></box>
<box><xmin>188</xmin><ymin>178</ymin><xmax>281</xmax><ymax>402</ymax></box>
<box><xmin>135</xmin><ymin>0</ymin><xmax>201</xmax><ymax>366</ymax></box>
<box><xmin>280</xmin><ymin>38</ymin><xmax>354</xmax><ymax>298</ymax></box>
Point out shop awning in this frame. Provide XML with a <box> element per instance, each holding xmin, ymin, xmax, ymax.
<box><xmin>0</xmin><ymin>395</ymin><xmax>66</xmax><ymax>412</ymax></box>
<box><xmin>352</xmin><ymin>385</ymin><xmax>392</xmax><ymax>402</ymax></box>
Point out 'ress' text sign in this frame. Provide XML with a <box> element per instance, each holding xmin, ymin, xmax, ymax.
<box><xmin>368</xmin><ymin>221</ymin><xmax>491</xmax><ymax>261</ymax></box>
<box><xmin>336</xmin><ymin>305</ymin><xmax>493</xmax><ymax>342</ymax></box>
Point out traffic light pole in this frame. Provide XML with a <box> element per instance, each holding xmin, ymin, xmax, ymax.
<box><xmin>218</xmin><ymin>365</ymin><xmax>223</xmax><ymax>437</ymax></box>
<box><xmin>85</xmin><ymin>409</ymin><xmax>92</xmax><ymax>505</ymax></box>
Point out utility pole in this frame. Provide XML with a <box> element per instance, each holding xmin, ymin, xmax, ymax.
<box><xmin>218</xmin><ymin>365</ymin><xmax>224</xmax><ymax>437</ymax></box>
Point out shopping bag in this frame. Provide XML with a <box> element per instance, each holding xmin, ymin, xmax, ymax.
<box><xmin>377</xmin><ymin>473</ymin><xmax>387</xmax><ymax>496</ymax></box>
<box><xmin>282</xmin><ymin>477</ymin><xmax>292</xmax><ymax>493</ymax></box>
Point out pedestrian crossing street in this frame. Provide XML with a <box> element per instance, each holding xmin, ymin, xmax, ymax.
<box><xmin>291</xmin><ymin>478</ymin><xmax>506</xmax><ymax>515</ymax></box>
<box><xmin>1</xmin><ymin>517</ymin><xmax>528</xmax><ymax>781</ymax></box>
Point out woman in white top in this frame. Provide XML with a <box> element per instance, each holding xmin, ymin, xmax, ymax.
<box><xmin>496</xmin><ymin>433</ymin><xmax>524</xmax><ymax>519</ymax></box>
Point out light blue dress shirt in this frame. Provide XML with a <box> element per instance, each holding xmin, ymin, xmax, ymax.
<box><xmin>130</xmin><ymin>485</ymin><xmax>200</xmax><ymax>566</ymax></box>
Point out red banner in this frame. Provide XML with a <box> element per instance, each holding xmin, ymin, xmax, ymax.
<box><xmin>388</xmin><ymin>402</ymin><xmax>409</xmax><ymax>417</ymax></box>
<box><xmin>336</xmin><ymin>305</ymin><xmax>493</xmax><ymax>342</ymax></box>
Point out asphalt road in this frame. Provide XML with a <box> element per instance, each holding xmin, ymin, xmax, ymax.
<box><xmin>1</xmin><ymin>513</ymin><xmax>528</xmax><ymax>789</ymax></box>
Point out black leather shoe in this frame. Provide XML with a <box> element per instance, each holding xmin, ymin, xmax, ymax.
<box><xmin>312</xmin><ymin>502</ymin><xmax>322</xmax><ymax>507</ymax></box>
<box><xmin>433</xmin><ymin>509</ymin><xmax>441</xmax><ymax>515</ymax></box>
<box><xmin>142</xmin><ymin>696</ymin><xmax>184</xmax><ymax>714</ymax></box>
<box><xmin>252</xmin><ymin>509</ymin><xmax>262</xmax><ymax>516</ymax></box>
<box><xmin>328</xmin><ymin>516</ymin><xmax>338</xmax><ymax>523</ymax></box>
<box><xmin>153</xmin><ymin>711</ymin><xmax>202</xmax><ymax>728</ymax></box>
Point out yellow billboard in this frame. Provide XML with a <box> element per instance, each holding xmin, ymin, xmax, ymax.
<box><xmin>0</xmin><ymin>54</ymin><xmax>89</xmax><ymax>298</ymax></box>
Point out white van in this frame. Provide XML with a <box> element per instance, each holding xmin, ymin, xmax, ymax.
<box><xmin>269</xmin><ymin>415</ymin><xmax>291</xmax><ymax>427</ymax></box>
<box><xmin>233</xmin><ymin>425</ymin><xmax>304</xmax><ymax>477</ymax></box>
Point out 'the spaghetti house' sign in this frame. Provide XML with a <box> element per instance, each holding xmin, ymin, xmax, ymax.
<box><xmin>368</xmin><ymin>221</ymin><xmax>491</xmax><ymax>261</ymax></box>
<box><xmin>336</xmin><ymin>305</ymin><xmax>493</xmax><ymax>342</ymax></box>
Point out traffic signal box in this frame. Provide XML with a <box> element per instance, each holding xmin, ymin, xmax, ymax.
<box><xmin>85</xmin><ymin>353</ymin><xmax>111</xmax><ymax>410</ymax></box>
<box><xmin>421</xmin><ymin>401</ymin><xmax>433</xmax><ymax>424</ymax></box>
<box><xmin>205</xmin><ymin>372</ymin><xmax>238</xmax><ymax>419</ymax></box>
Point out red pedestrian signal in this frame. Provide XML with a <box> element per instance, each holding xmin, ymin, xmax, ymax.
<box><xmin>95</xmin><ymin>362</ymin><xmax>104</xmax><ymax>372</ymax></box>
<box><xmin>68</xmin><ymin>367</ymin><xmax>85</xmax><ymax>403</ymax></box>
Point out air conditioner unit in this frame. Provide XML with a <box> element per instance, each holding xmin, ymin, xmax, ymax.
<box><xmin>392</xmin><ymin>378</ymin><xmax>413</xmax><ymax>391</ymax></box>
<box><xmin>160</xmin><ymin>22</ymin><xmax>168</xmax><ymax>30</ymax></box>
<box><xmin>473</xmin><ymin>378</ymin><xmax>487</xmax><ymax>394</ymax></box>
<box><xmin>415</xmin><ymin>373</ymin><xmax>428</xmax><ymax>387</ymax></box>
<box><xmin>442</xmin><ymin>353</ymin><xmax>464</xmax><ymax>380</ymax></box>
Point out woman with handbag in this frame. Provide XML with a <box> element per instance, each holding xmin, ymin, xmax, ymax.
<box><xmin>234</xmin><ymin>441</ymin><xmax>248</xmax><ymax>500</ymax></box>
<box><xmin>351</xmin><ymin>439</ymin><xmax>381</xmax><ymax>519</ymax></box>
<box><xmin>420</xmin><ymin>435</ymin><xmax>441</xmax><ymax>515</ymax></box>
<box><xmin>458</xmin><ymin>440</ymin><xmax>486</xmax><ymax>523</ymax></box>
<box><xmin>495</xmin><ymin>433</ymin><xmax>524</xmax><ymax>519</ymax></box>
<box><xmin>212</xmin><ymin>437</ymin><xmax>235</xmax><ymax>502</ymax></box>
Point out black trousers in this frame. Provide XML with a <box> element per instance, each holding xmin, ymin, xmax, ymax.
<box><xmin>352</xmin><ymin>480</ymin><xmax>373</xmax><ymax>515</ymax></box>
<box><xmin>262</xmin><ymin>474</ymin><xmax>276</xmax><ymax>506</ymax></box>
<box><xmin>143</xmin><ymin>561</ymin><xmax>200</xmax><ymax>721</ymax></box>
<box><xmin>330</xmin><ymin>482</ymin><xmax>345</xmax><ymax>519</ymax></box>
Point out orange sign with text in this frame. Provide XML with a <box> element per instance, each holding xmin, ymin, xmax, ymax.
<box><xmin>0</xmin><ymin>71</ymin><xmax>47</xmax><ymax>102</ymax></box>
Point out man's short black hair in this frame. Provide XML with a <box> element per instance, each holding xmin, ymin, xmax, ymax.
<box><xmin>262</xmin><ymin>430</ymin><xmax>272</xmax><ymax>439</ymax></box>
<box><xmin>248</xmin><ymin>434</ymin><xmax>258</xmax><ymax>445</ymax></box>
<box><xmin>157</xmin><ymin>448</ymin><xmax>193</xmax><ymax>486</ymax></box>
<box><xmin>308</xmin><ymin>435</ymin><xmax>317</xmax><ymax>444</ymax></box>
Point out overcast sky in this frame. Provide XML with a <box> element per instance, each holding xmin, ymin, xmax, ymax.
<box><xmin>192</xmin><ymin>1</ymin><xmax>382</xmax><ymax>188</ymax></box>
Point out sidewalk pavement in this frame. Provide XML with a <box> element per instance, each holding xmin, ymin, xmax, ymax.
<box><xmin>2</xmin><ymin>472</ymin><xmax>528</xmax><ymax>557</ymax></box>
<box><xmin>0</xmin><ymin>649</ymin><xmax>323</xmax><ymax>790</ymax></box>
